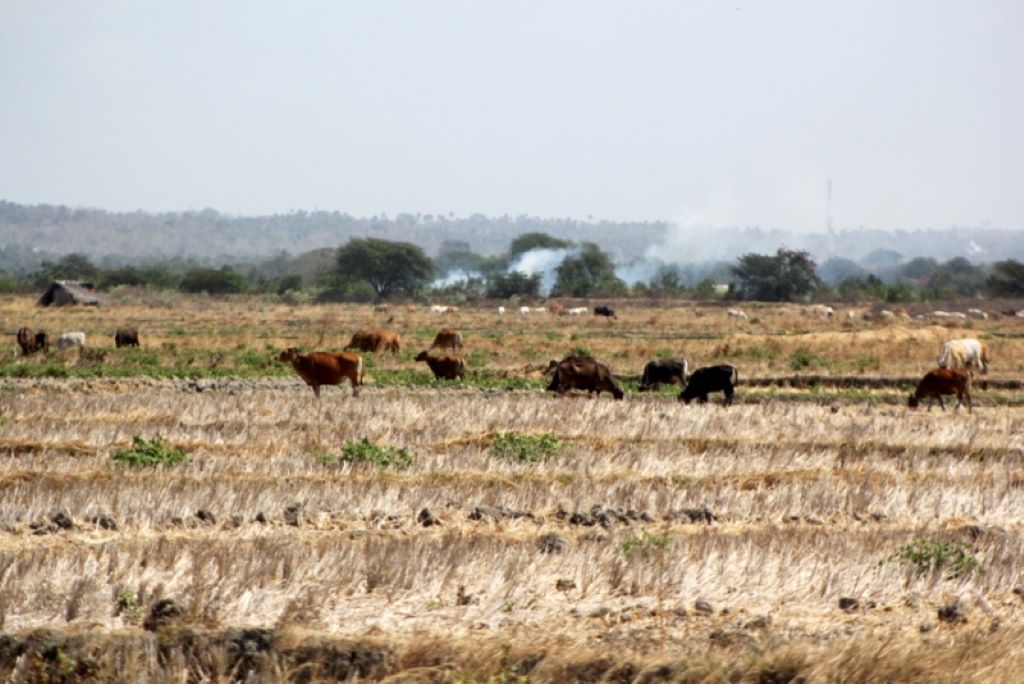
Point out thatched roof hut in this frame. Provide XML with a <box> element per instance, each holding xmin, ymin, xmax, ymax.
<box><xmin>37</xmin><ymin>280</ymin><xmax>100</xmax><ymax>307</ymax></box>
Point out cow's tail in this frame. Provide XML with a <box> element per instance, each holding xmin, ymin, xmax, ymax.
<box><xmin>731</xmin><ymin>366</ymin><xmax>739</xmax><ymax>386</ymax></box>
<box><xmin>937</xmin><ymin>343</ymin><xmax>950</xmax><ymax>368</ymax></box>
<box><xmin>356</xmin><ymin>356</ymin><xmax>364</xmax><ymax>387</ymax></box>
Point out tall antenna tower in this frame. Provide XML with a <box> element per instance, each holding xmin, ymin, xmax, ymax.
<box><xmin>826</xmin><ymin>178</ymin><xmax>833</xmax><ymax>233</ymax></box>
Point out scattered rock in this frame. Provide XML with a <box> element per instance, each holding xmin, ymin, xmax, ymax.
<box><xmin>937</xmin><ymin>600</ymin><xmax>967</xmax><ymax>624</ymax></box>
<box><xmin>418</xmin><ymin>508</ymin><xmax>440</xmax><ymax>527</ymax></box>
<box><xmin>838</xmin><ymin>597</ymin><xmax>860</xmax><ymax>613</ymax></box>
<box><xmin>555</xmin><ymin>578</ymin><xmax>576</xmax><ymax>592</ymax></box>
<box><xmin>666</xmin><ymin>507</ymin><xmax>717</xmax><ymax>524</ymax></box>
<box><xmin>143</xmin><ymin>598</ymin><xmax>184</xmax><ymax>631</ymax></box>
<box><xmin>224</xmin><ymin>515</ymin><xmax>243</xmax><ymax>529</ymax></box>
<box><xmin>538</xmin><ymin>532</ymin><xmax>569</xmax><ymax>554</ymax></box>
<box><xmin>589</xmin><ymin>607</ymin><xmax>613</xmax><ymax>619</ymax></box>
<box><xmin>348</xmin><ymin>529</ymin><xmax>371</xmax><ymax>540</ymax></box>
<box><xmin>49</xmin><ymin>510</ymin><xmax>74</xmax><ymax>530</ymax></box>
<box><xmin>694</xmin><ymin>599</ymin><xmax>714</xmax><ymax>614</ymax></box>
<box><xmin>284</xmin><ymin>503</ymin><xmax>303</xmax><ymax>527</ymax></box>
<box><xmin>195</xmin><ymin>509</ymin><xmax>216</xmax><ymax>525</ymax></box>
<box><xmin>920</xmin><ymin>622</ymin><xmax>935</xmax><ymax>633</ymax></box>
<box><xmin>90</xmin><ymin>513</ymin><xmax>118</xmax><ymax>530</ymax></box>
<box><xmin>804</xmin><ymin>515</ymin><xmax>824</xmax><ymax>525</ymax></box>
<box><xmin>1013</xmin><ymin>587</ymin><xmax>1024</xmax><ymax>601</ymax></box>
<box><xmin>468</xmin><ymin>505</ymin><xmax>532</xmax><ymax>522</ymax></box>
<box><xmin>870</xmin><ymin>512</ymin><xmax>888</xmax><ymax>522</ymax></box>
<box><xmin>254</xmin><ymin>511</ymin><xmax>268</xmax><ymax>524</ymax></box>
<box><xmin>743</xmin><ymin>615</ymin><xmax>771</xmax><ymax>630</ymax></box>
<box><xmin>456</xmin><ymin>585</ymin><xmax>477</xmax><ymax>606</ymax></box>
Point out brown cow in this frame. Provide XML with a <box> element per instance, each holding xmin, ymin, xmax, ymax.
<box><xmin>114</xmin><ymin>328</ymin><xmax>140</xmax><ymax>348</ymax></box>
<box><xmin>431</xmin><ymin>328</ymin><xmax>463</xmax><ymax>351</ymax></box>
<box><xmin>908</xmin><ymin>368</ymin><xmax>972</xmax><ymax>413</ymax></box>
<box><xmin>345</xmin><ymin>330</ymin><xmax>401</xmax><ymax>353</ymax></box>
<box><xmin>278</xmin><ymin>347</ymin><xmax>363</xmax><ymax>397</ymax></box>
<box><xmin>414</xmin><ymin>351</ymin><xmax>465</xmax><ymax>381</ymax></box>
<box><xmin>17</xmin><ymin>327</ymin><xmax>49</xmax><ymax>355</ymax></box>
<box><xmin>546</xmin><ymin>355</ymin><xmax>624</xmax><ymax>400</ymax></box>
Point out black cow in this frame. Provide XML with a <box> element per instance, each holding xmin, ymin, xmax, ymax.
<box><xmin>16</xmin><ymin>327</ymin><xmax>49</xmax><ymax>355</ymax></box>
<box><xmin>679</xmin><ymin>365</ymin><xmax>738</xmax><ymax>406</ymax></box>
<box><xmin>594</xmin><ymin>306</ymin><xmax>617</xmax><ymax>319</ymax></box>
<box><xmin>547</xmin><ymin>355</ymin><xmax>624</xmax><ymax>400</ymax></box>
<box><xmin>114</xmin><ymin>328</ymin><xmax>140</xmax><ymax>348</ymax></box>
<box><xmin>638</xmin><ymin>357</ymin><xmax>688</xmax><ymax>391</ymax></box>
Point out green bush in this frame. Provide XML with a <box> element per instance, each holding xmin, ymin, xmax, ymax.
<box><xmin>112</xmin><ymin>436</ymin><xmax>191</xmax><ymax>468</ymax></box>
<box><xmin>621</xmin><ymin>532</ymin><xmax>672</xmax><ymax>560</ymax></box>
<box><xmin>491</xmin><ymin>432</ymin><xmax>562</xmax><ymax>464</ymax></box>
<box><xmin>788</xmin><ymin>348</ymin><xmax>826</xmax><ymax>371</ymax></box>
<box><xmin>316</xmin><ymin>437</ymin><xmax>413</xmax><ymax>470</ymax></box>
<box><xmin>887</xmin><ymin>539</ymin><xmax>980</xmax><ymax>579</ymax></box>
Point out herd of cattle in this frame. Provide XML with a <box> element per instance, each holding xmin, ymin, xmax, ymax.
<box><xmin>272</xmin><ymin>326</ymin><xmax>992</xmax><ymax>412</ymax></box>
<box><xmin>11</xmin><ymin>319</ymin><xmax>995</xmax><ymax>412</ymax></box>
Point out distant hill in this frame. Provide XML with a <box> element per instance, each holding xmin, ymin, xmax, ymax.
<box><xmin>1</xmin><ymin>200</ymin><xmax>1021</xmax><ymax>270</ymax></box>
<box><xmin>0</xmin><ymin>201</ymin><xmax>665</xmax><ymax>263</ymax></box>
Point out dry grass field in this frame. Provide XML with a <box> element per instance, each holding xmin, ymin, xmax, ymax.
<box><xmin>1</xmin><ymin>294</ymin><xmax>1023</xmax><ymax>682</ymax></box>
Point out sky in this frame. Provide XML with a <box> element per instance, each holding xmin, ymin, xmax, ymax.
<box><xmin>1</xmin><ymin>1</ymin><xmax>1022</xmax><ymax>231</ymax></box>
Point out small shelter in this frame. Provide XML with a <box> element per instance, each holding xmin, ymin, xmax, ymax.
<box><xmin>37</xmin><ymin>280</ymin><xmax>100</xmax><ymax>307</ymax></box>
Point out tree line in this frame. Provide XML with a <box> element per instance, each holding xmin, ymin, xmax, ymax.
<box><xmin>1</xmin><ymin>234</ymin><xmax>1022</xmax><ymax>302</ymax></box>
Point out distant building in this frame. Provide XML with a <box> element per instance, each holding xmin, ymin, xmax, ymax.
<box><xmin>713</xmin><ymin>283</ymin><xmax>730</xmax><ymax>295</ymax></box>
<box><xmin>37</xmin><ymin>280</ymin><xmax>100</xmax><ymax>307</ymax></box>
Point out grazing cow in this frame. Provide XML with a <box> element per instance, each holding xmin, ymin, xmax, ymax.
<box><xmin>278</xmin><ymin>347</ymin><xmax>362</xmax><ymax>397</ymax></box>
<box><xmin>518</xmin><ymin>306</ymin><xmax>531</xmax><ymax>316</ymax></box>
<box><xmin>548</xmin><ymin>303</ymin><xmax>565</xmax><ymax>316</ymax></box>
<box><xmin>546</xmin><ymin>355</ymin><xmax>624</xmax><ymax>400</ymax></box>
<box><xmin>429</xmin><ymin>305</ymin><xmax>449</xmax><ymax>314</ymax></box>
<box><xmin>908</xmin><ymin>368</ymin><xmax>972</xmax><ymax>413</ymax></box>
<box><xmin>809</xmin><ymin>304</ymin><xmax>834</xmax><ymax>318</ymax></box>
<box><xmin>532</xmin><ymin>307</ymin><xmax>547</xmax><ymax>314</ymax></box>
<box><xmin>431</xmin><ymin>328</ymin><xmax>463</xmax><ymax>351</ymax></box>
<box><xmin>727</xmin><ymin>309</ymin><xmax>748</xmax><ymax>321</ymax></box>
<box><xmin>567</xmin><ymin>307</ymin><xmax>588</xmax><ymax>316</ymax></box>
<box><xmin>678</xmin><ymin>365</ymin><xmax>738</xmax><ymax>406</ymax></box>
<box><xmin>345</xmin><ymin>330</ymin><xmax>401</xmax><ymax>353</ymax></box>
<box><xmin>16</xmin><ymin>327</ymin><xmax>49</xmax><ymax>355</ymax></box>
<box><xmin>966</xmin><ymin>308</ymin><xmax>988</xmax><ymax>320</ymax></box>
<box><xmin>497</xmin><ymin>306</ymin><xmax>506</xmax><ymax>316</ymax></box>
<box><xmin>938</xmin><ymin>338</ymin><xmax>989</xmax><ymax>374</ymax></box>
<box><xmin>879</xmin><ymin>310</ymin><xmax>896</xmax><ymax>320</ymax></box>
<box><xmin>638</xmin><ymin>357</ymin><xmax>689</xmax><ymax>391</ymax></box>
<box><xmin>114</xmin><ymin>328</ymin><xmax>139</xmax><ymax>348</ymax></box>
<box><xmin>56</xmin><ymin>332</ymin><xmax>86</xmax><ymax>351</ymax></box>
<box><xmin>594</xmin><ymin>306</ymin><xmax>617</xmax><ymax>319</ymax></box>
<box><xmin>414</xmin><ymin>351</ymin><xmax>465</xmax><ymax>381</ymax></box>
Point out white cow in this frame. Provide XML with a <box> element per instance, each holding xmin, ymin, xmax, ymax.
<box><xmin>497</xmin><ymin>306</ymin><xmax>506</xmax><ymax>316</ymax></box>
<box><xmin>809</xmin><ymin>304</ymin><xmax>834</xmax><ymax>318</ymax></box>
<box><xmin>727</xmin><ymin>309</ymin><xmax>748</xmax><ymax>320</ymax></box>
<box><xmin>429</xmin><ymin>305</ymin><xmax>449</xmax><ymax>314</ymax></box>
<box><xmin>938</xmin><ymin>338</ymin><xmax>989</xmax><ymax>374</ymax></box>
<box><xmin>56</xmin><ymin>332</ymin><xmax>86</xmax><ymax>351</ymax></box>
<box><xmin>517</xmin><ymin>306</ymin><xmax>530</xmax><ymax>316</ymax></box>
<box><xmin>879</xmin><ymin>310</ymin><xmax>895</xmax><ymax>319</ymax></box>
<box><xmin>966</xmin><ymin>308</ymin><xmax>988</xmax><ymax>320</ymax></box>
<box><xmin>532</xmin><ymin>307</ymin><xmax>547</xmax><ymax>314</ymax></box>
<box><xmin>567</xmin><ymin>307</ymin><xmax>588</xmax><ymax>316</ymax></box>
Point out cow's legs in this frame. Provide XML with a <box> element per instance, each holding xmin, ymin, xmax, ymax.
<box><xmin>723</xmin><ymin>388</ymin><xmax>734</xmax><ymax>406</ymax></box>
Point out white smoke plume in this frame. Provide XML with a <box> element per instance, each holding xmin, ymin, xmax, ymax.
<box><xmin>507</xmin><ymin>247</ymin><xmax>577</xmax><ymax>295</ymax></box>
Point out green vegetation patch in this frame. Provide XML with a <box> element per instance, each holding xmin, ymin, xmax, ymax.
<box><xmin>886</xmin><ymin>538</ymin><xmax>980</xmax><ymax>579</ymax></box>
<box><xmin>621</xmin><ymin>532</ymin><xmax>672</xmax><ymax>560</ymax></box>
<box><xmin>491</xmin><ymin>431</ymin><xmax>563</xmax><ymax>464</ymax></box>
<box><xmin>112</xmin><ymin>435</ymin><xmax>191</xmax><ymax>468</ymax></box>
<box><xmin>316</xmin><ymin>437</ymin><xmax>413</xmax><ymax>470</ymax></box>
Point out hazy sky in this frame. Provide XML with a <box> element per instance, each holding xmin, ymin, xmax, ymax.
<box><xmin>2</xmin><ymin>1</ymin><xmax>1022</xmax><ymax>230</ymax></box>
